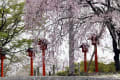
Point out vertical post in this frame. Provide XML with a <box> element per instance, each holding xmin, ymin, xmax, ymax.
<box><xmin>53</xmin><ymin>65</ymin><xmax>55</xmax><ymax>75</ymax></box>
<box><xmin>91</xmin><ymin>35</ymin><xmax>98</xmax><ymax>72</ymax></box>
<box><xmin>84</xmin><ymin>51</ymin><xmax>87</xmax><ymax>72</ymax></box>
<box><xmin>30</xmin><ymin>57</ymin><xmax>33</xmax><ymax>76</ymax></box>
<box><xmin>1</xmin><ymin>56</ymin><xmax>4</xmax><ymax>77</ymax></box>
<box><xmin>94</xmin><ymin>44</ymin><xmax>98</xmax><ymax>72</ymax></box>
<box><xmin>42</xmin><ymin>49</ymin><xmax>46</xmax><ymax>76</ymax></box>
<box><xmin>80</xmin><ymin>43</ymin><xmax>88</xmax><ymax>73</ymax></box>
<box><xmin>37</xmin><ymin>67</ymin><xmax>40</xmax><ymax>76</ymax></box>
<box><xmin>38</xmin><ymin>39</ymin><xmax>48</xmax><ymax>76</ymax></box>
<box><xmin>78</xmin><ymin>63</ymin><xmax>80</xmax><ymax>74</ymax></box>
<box><xmin>27</xmin><ymin>48</ymin><xmax>35</xmax><ymax>76</ymax></box>
<box><xmin>49</xmin><ymin>71</ymin><xmax>51</xmax><ymax>76</ymax></box>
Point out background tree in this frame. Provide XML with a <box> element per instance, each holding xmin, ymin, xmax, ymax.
<box><xmin>0</xmin><ymin>0</ymin><xmax>24</xmax><ymax>46</ymax></box>
<box><xmin>25</xmin><ymin>0</ymin><xmax>120</xmax><ymax>74</ymax></box>
<box><xmin>25</xmin><ymin>0</ymin><xmax>87</xmax><ymax>75</ymax></box>
<box><xmin>0</xmin><ymin>0</ymin><xmax>34</xmax><ymax>76</ymax></box>
<box><xmin>85</xmin><ymin>0</ymin><xmax>120</xmax><ymax>71</ymax></box>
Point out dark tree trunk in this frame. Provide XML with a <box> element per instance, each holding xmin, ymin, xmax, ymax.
<box><xmin>87</xmin><ymin>0</ymin><xmax>120</xmax><ymax>71</ymax></box>
<box><xmin>113</xmin><ymin>39</ymin><xmax>120</xmax><ymax>71</ymax></box>
<box><xmin>106</xmin><ymin>19</ymin><xmax>120</xmax><ymax>71</ymax></box>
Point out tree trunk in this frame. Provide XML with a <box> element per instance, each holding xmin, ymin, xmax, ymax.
<box><xmin>69</xmin><ymin>21</ymin><xmax>75</xmax><ymax>75</ymax></box>
<box><xmin>113</xmin><ymin>38</ymin><xmax>120</xmax><ymax>71</ymax></box>
<box><xmin>106</xmin><ymin>20</ymin><xmax>120</xmax><ymax>71</ymax></box>
<box><xmin>68</xmin><ymin>6</ymin><xmax>75</xmax><ymax>75</ymax></box>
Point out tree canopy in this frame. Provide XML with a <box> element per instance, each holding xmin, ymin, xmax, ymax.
<box><xmin>0</xmin><ymin>0</ymin><xmax>34</xmax><ymax>76</ymax></box>
<box><xmin>25</xmin><ymin>0</ymin><xmax>120</xmax><ymax>73</ymax></box>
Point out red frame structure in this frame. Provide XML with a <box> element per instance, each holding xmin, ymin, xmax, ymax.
<box><xmin>80</xmin><ymin>43</ymin><xmax>88</xmax><ymax>72</ymax></box>
<box><xmin>27</xmin><ymin>48</ymin><xmax>35</xmax><ymax>76</ymax></box>
<box><xmin>38</xmin><ymin>39</ymin><xmax>48</xmax><ymax>76</ymax></box>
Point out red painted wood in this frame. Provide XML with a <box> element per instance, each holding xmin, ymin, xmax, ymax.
<box><xmin>42</xmin><ymin>49</ymin><xmax>46</xmax><ymax>76</ymax></box>
<box><xmin>84</xmin><ymin>51</ymin><xmax>87</xmax><ymax>72</ymax></box>
<box><xmin>91</xmin><ymin>35</ymin><xmax>98</xmax><ymax>72</ymax></box>
<box><xmin>1</xmin><ymin>56</ymin><xmax>4</xmax><ymax>77</ymax></box>
<box><xmin>27</xmin><ymin>49</ymin><xmax>34</xmax><ymax>76</ymax></box>
<box><xmin>94</xmin><ymin>44</ymin><xmax>98</xmax><ymax>72</ymax></box>
<box><xmin>30</xmin><ymin>57</ymin><xmax>33</xmax><ymax>76</ymax></box>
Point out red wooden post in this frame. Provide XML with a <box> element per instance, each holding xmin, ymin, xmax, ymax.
<box><xmin>42</xmin><ymin>48</ymin><xmax>46</xmax><ymax>76</ymax></box>
<box><xmin>30</xmin><ymin>57</ymin><xmax>33</xmax><ymax>76</ymax></box>
<box><xmin>27</xmin><ymin>48</ymin><xmax>35</xmax><ymax>76</ymax></box>
<box><xmin>1</xmin><ymin>56</ymin><xmax>4</xmax><ymax>77</ymax></box>
<box><xmin>38</xmin><ymin>39</ymin><xmax>48</xmax><ymax>76</ymax></box>
<box><xmin>91</xmin><ymin>34</ymin><xmax>98</xmax><ymax>72</ymax></box>
<box><xmin>84</xmin><ymin>51</ymin><xmax>87</xmax><ymax>72</ymax></box>
<box><xmin>94</xmin><ymin>44</ymin><xmax>98</xmax><ymax>72</ymax></box>
<box><xmin>80</xmin><ymin>43</ymin><xmax>88</xmax><ymax>72</ymax></box>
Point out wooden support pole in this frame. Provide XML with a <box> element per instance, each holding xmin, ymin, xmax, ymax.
<box><xmin>53</xmin><ymin>65</ymin><xmax>55</xmax><ymax>75</ymax></box>
<box><xmin>80</xmin><ymin>43</ymin><xmax>88</xmax><ymax>73</ymax></box>
<box><xmin>94</xmin><ymin>44</ymin><xmax>98</xmax><ymax>72</ymax></box>
<box><xmin>91</xmin><ymin>34</ymin><xmax>98</xmax><ymax>72</ymax></box>
<box><xmin>27</xmin><ymin>48</ymin><xmax>34</xmax><ymax>76</ymax></box>
<box><xmin>30</xmin><ymin>57</ymin><xmax>33</xmax><ymax>76</ymax></box>
<box><xmin>1</xmin><ymin>56</ymin><xmax>4</xmax><ymax>77</ymax></box>
<box><xmin>42</xmin><ymin>49</ymin><xmax>46</xmax><ymax>76</ymax></box>
<box><xmin>84</xmin><ymin>51</ymin><xmax>87</xmax><ymax>72</ymax></box>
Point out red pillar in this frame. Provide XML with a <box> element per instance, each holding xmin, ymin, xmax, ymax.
<box><xmin>30</xmin><ymin>57</ymin><xmax>33</xmax><ymax>76</ymax></box>
<box><xmin>94</xmin><ymin>44</ymin><xmax>98</xmax><ymax>72</ymax></box>
<box><xmin>42</xmin><ymin>49</ymin><xmax>46</xmax><ymax>76</ymax></box>
<box><xmin>84</xmin><ymin>51</ymin><xmax>87</xmax><ymax>72</ymax></box>
<box><xmin>1</xmin><ymin>56</ymin><xmax>4</xmax><ymax>77</ymax></box>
